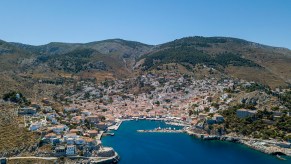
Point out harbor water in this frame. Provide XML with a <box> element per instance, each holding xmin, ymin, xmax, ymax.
<box><xmin>102</xmin><ymin>120</ymin><xmax>290</xmax><ymax>164</ymax></box>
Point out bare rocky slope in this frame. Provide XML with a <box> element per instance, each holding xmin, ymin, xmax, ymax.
<box><xmin>0</xmin><ymin>36</ymin><xmax>291</xmax><ymax>97</ymax></box>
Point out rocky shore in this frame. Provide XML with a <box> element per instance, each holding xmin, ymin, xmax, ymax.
<box><xmin>186</xmin><ymin>130</ymin><xmax>291</xmax><ymax>157</ymax></box>
<box><xmin>240</xmin><ymin>140</ymin><xmax>291</xmax><ymax>157</ymax></box>
<box><xmin>1</xmin><ymin>152</ymin><xmax>120</xmax><ymax>164</ymax></box>
<box><xmin>135</xmin><ymin>123</ymin><xmax>291</xmax><ymax>158</ymax></box>
<box><xmin>91</xmin><ymin>152</ymin><xmax>120</xmax><ymax>164</ymax></box>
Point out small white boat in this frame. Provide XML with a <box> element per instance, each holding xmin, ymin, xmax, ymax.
<box><xmin>276</xmin><ymin>154</ymin><xmax>286</xmax><ymax>160</ymax></box>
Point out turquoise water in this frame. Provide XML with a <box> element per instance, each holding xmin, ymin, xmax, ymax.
<box><xmin>102</xmin><ymin>120</ymin><xmax>290</xmax><ymax>164</ymax></box>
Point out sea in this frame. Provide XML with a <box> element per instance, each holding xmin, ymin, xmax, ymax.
<box><xmin>102</xmin><ymin>120</ymin><xmax>290</xmax><ymax>164</ymax></box>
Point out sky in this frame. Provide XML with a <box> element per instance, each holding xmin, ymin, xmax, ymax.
<box><xmin>0</xmin><ymin>0</ymin><xmax>290</xmax><ymax>48</ymax></box>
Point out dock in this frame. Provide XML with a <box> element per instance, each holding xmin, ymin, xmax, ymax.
<box><xmin>108</xmin><ymin>120</ymin><xmax>123</xmax><ymax>130</ymax></box>
<box><xmin>96</xmin><ymin>131</ymin><xmax>104</xmax><ymax>144</ymax></box>
<box><xmin>103</xmin><ymin>133</ymin><xmax>115</xmax><ymax>136</ymax></box>
<box><xmin>137</xmin><ymin>128</ymin><xmax>184</xmax><ymax>133</ymax></box>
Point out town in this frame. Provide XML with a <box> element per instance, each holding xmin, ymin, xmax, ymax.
<box><xmin>1</xmin><ymin>65</ymin><xmax>290</xmax><ymax>163</ymax></box>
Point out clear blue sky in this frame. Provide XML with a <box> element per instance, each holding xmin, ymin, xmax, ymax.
<box><xmin>0</xmin><ymin>0</ymin><xmax>290</xmax><ymax>48</ymax></box>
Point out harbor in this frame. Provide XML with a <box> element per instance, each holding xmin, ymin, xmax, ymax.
<box><xmin>186</xmin><ymin>130</ymin><xmax>291</xmax><ymax>157</ymax></box>
<box><xmin>106</xmin><ymin>119</ymin><xmax>291</xmax><ymax>160</ymax></box>
<box><xmin>102</xmin><ymin>120</ymin><xmax>291</xmax><ymax>164</ymax></box>
<box><xmin>132</xmin><ymin>118</ymin><xmax>291</xmax><ymax>158</ymax></box>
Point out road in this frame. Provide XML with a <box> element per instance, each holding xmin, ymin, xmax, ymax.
<box><xmin>7</xmin><ymin>156</ymin><xmax>57</xmax><ymax>160</ymax></box>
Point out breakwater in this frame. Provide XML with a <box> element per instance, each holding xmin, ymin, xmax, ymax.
<box><xmin>137</xmin><ymin>129</ymin><xmax>184</xmax><ymax>133</ymax></box>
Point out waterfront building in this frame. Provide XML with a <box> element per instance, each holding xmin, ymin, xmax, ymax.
<box><xmin>87</xmin><ymin>130</ymin><xmax>98</xmax><ymax>137</ymax></box>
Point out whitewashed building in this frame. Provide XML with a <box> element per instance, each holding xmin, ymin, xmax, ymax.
<box><xmin>66</xmin><ymin>145</ymin><xmax>76</xmax><ymax>156</ymax></box>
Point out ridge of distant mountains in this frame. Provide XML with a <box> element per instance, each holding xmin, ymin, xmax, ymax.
<box><xmin>0</xmin><ymin>36</ymin><xmax>291</xmax><ymax>95</ymax></box>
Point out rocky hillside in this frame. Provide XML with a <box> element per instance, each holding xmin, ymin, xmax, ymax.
<box><xmin>7</xmin><ymin>39</ymin><xmax>153</xmax><ymax>74</ymax></box>
<box><xmin>138</xmin><ymin>37</ymin><xmax>291</xmax><ymax>88</ymax></box>
<box><xmin>0</xmin><ymin>39</ymin><xmax>153</xmax><ymax>96</ymax></box>
<box><xmin>0</xmin><ymin>36</ymin><xmax>291</xmax><ymax>98</ymax></box>
<box><xmin>0</xmin><ymin>103</ymin><xmax>37</xmax><ymax>157</ymax></box>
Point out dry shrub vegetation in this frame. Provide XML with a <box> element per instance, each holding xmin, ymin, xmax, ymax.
<box><xmin>0</xmin><ymin>104</ymin><xmax>38</xmax><ymax>157</ymax></box>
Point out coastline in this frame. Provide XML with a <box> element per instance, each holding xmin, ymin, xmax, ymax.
<box><xmin>3</xmin><ymin>153</ymin><xmax>120</xmax><ymax>164</ymax></box>
<box><xmin>103</xmin><ymin>119</ymin><xmax>291</xmax><ymax>163</ymax></box>
<box><xmin>121</xmin><ymin>119</ymin><xmax>291</xmax><ymax>158</ymax></box>
<box><xmin>91</xmin><ymin>152</ymin><xmax>120</xmax><ymax>164</ymax></box>
<box><xmin>185</xmin><ymin>130</ymin><xmax>291</xmax><ymax>157</ymax></box>
<box><xmin>102</xmin><ymin>119</ymin><xmax>291</xmax><ymax>164</ymax></box>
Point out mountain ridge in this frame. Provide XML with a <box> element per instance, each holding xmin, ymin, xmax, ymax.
<box><xmin>0</xmin><ymin>36</ymin><xmax>290</xmax><ymax>98</ymax></box>
<box><xmin>5</xmin><ymin>36</ymin><xmax>291</xmax><ymax>51</ymax></box>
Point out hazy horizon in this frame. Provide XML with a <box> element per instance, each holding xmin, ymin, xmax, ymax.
<box><xmin>3</xmin><ymin>36</ymin><xmax>290</xmax><ymax>50</ymax></box>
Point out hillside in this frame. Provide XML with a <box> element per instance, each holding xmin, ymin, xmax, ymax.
<box><xmin>0</xmin><ymin>104</ymin><xmax>38</xmax><ymax>157</ymax></box>
<box><xmin>9</xmin><ymin>39</ymin><xmax>152</xmax><ymax>71</ymax></box>
<box><xmin>139</xmin><ymin>37</ymin><xmax>291</xmax><ymax>88</ymax></box>
<box><xmin>0</xmin><ymin>36</ymin><xmax>291</xmax><ymax>99</ymax></box>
